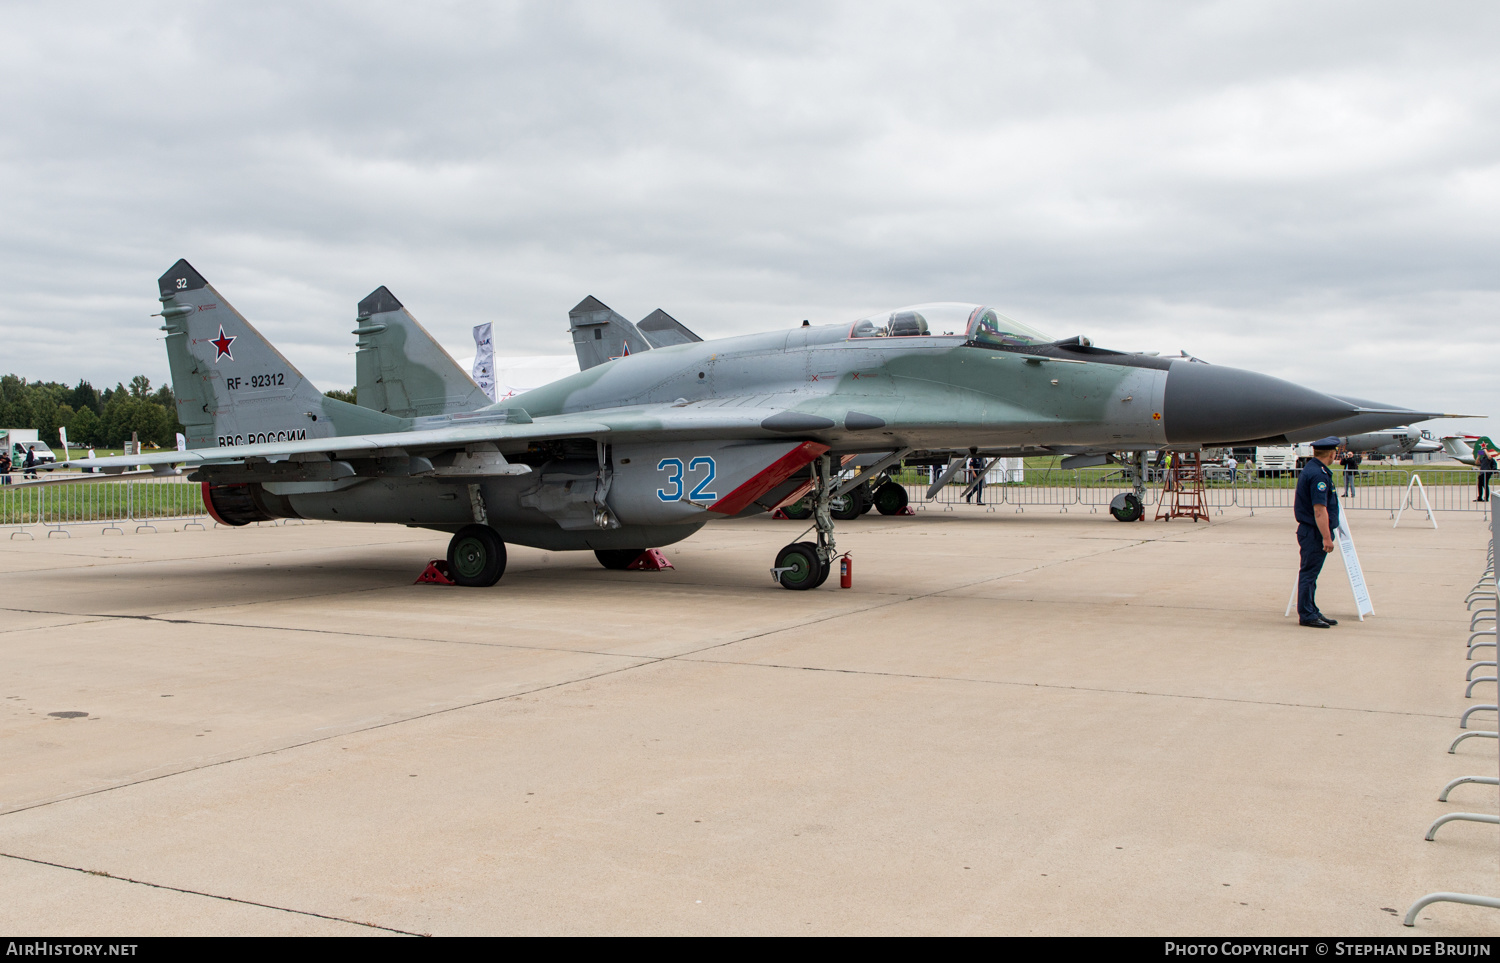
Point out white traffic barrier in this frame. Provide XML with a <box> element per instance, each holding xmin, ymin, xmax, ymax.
<box><xmin>1404</xmin><ymin>498</ymin><xmax>1500</xmax><ymax>928</ymax></box>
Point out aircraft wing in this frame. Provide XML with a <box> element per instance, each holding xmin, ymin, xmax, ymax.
<box><xmin>50</xmin><ymin>402</ymin><xmax>844</xmax><ymax>474</ymax></box>
<box><xmin>53</xmin><ymin>412</ymin><xmax>613</xmax><ymax>472</ymax></box>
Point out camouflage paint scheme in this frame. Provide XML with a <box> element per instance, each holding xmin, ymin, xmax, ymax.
<box><xmin>353</xmin><ymin>286</ymin><xmax>491</xmax><ymax>418</ymax></box>
<box><xmin>84</xmin><ymin>259</ymin><xmax>1365</xmax><ymax>556</ymax></box>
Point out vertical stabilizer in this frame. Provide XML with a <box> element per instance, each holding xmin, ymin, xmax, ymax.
<box><xmin>157</xmin><ymin>260</ymin><xmax>400</xmax><ymax>449</ymax></box>
<box><xmin>353</xmin><ymin>286</ymin><xmax>492</xmax><ymax>417</ymax></box>
<box><xmin>569</xmin><ymin>296</ymin><xmax>651</xmax><ymax>370</ymax></box>
<box><xmin>637</xmin><ymin>309</ymin><xmax>703</xmax><ymax>348</ymax></box>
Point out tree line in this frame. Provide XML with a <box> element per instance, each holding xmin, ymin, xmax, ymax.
<box><xmin>0</xmin><ymin>374</ymin><xmax>184</xmax><ymax>450</ymax></box>
<box><xmin>2</xmin><ymin>375</ymin><xmax>360</xmax><ymax>450</ymax></box>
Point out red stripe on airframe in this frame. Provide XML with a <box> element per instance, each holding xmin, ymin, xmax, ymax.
<box><xmin>707</xmin><ymin>441</ymin><xmax>830</xmax><ymax>516</ymax></box>
<box><xmin>201</xmin><ymin>482</ymin><xmax>231</xmax><ymax>526</ymax></box>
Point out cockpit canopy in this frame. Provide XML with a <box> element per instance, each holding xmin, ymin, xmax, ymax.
<box><xmin>849</xmin><ymin>302</ymin><xmax>1052</xmax><ymax>347</ymax></box>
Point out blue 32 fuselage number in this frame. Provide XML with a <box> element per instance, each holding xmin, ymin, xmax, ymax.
<box><xmin>657</xmin><ymin>456</ymin><xmax>717</xmax><ymax>502</ymax></box>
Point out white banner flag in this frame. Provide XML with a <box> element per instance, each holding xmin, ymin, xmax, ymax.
<box><xmin>471</xmin><ymin>323</ymin><xmax>497</xmax><ymax>402</ymax></box>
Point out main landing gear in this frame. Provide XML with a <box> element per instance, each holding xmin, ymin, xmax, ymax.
<box><xmin>773</xmin><ymin>454</ymin><xmax>838</xmax><ymax>591</ymax></box>
<box><xmin>447</xmin><ymin>524</ymin><xmax>507</xmax><ymax>586</ymax></box>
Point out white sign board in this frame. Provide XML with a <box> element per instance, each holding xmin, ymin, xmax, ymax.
<box><xmin>1336</xmin><ymin>513</ymin><xmax>1374</xmax><ymax>619</ymax></box>
<box><xmin>1284</xmin><ymin>512</ymin><xmax>1374</xmax><ymax>621</ymax></box>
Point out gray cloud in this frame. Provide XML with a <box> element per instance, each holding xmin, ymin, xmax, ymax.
<box><xmin>0</xmin><ymin>0</ymin><xmax>1494</xmax><ymax>437</ymax></box>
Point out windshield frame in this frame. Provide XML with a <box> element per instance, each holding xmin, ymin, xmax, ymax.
<box><xmin>849</xmin><ymin>302</ymin><xmax>998</xmax><ymax>341</ymax></box>
<box><xmin>963</xmin><ymin>307</ymin><xmax>1053</xmax><ymax>349</ymax></box>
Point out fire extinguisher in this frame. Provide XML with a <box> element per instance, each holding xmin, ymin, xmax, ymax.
<box><xmin>839</xmin><ymin>553</ymin><xmax>852</xmax><ymax>589</ymax></box>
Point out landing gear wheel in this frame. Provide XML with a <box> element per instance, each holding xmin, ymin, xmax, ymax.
<box><xmin>595</xmin><ymin>548</ymin><xmax>644</xmax><ymax>570</ymax></box>
<box><xmin>774</xmin><ymin>542</ymin><xmax>823</xmax><ymax>590</ymax></box>
<box><xmin>780</xmin><ymin>498</ymin><xmax>813</xmax><ymax>520</ymax></box>
<box><xmin>797</xmin><ymin>540</ymin><xmax>832</xmax><ymax>588</ymax></box>
<box><xmin>873</xmin><ymin>481</ymin><xmax>909</xmax><ymax>515</ymax></box>
<box><xmin>447</xmin><ymin>524</ymin><xmax>507</xmax><ymax>586</ymax></box>
<box><xmin>1109</xmin><ymin>492</ymin><xmax>1144</xmax><ymax>523</ymax></box>
<box><xmin>830</xmin><ymin>492</ymin><xmax>862</xmax><ymax>521</ymax></box>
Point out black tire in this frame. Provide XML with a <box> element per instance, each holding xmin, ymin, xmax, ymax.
<box><xmin>873</xmin><ymin>481</ymin><xmax>909</xmax><ymax>515</ymax></box>
<box><xmin>830</xmin><ymin>492</ymin><xmax>861</xmax><ymax>521</ymax></box>
<box><xmin>595</xmin><ymin>548</ymin><xmax>644</xmax><ymax>570</ymax></box>
<box><xmin>790</xmin><ymin>541</ymin><xmax>833</xmax><ymax>587</ymax></box>
<box><xmin>1109</xmin><ymin>492</ymin><xmax>1143</xmax><ymax>523</ymax></box>
<box><xmin>780</xmin><ymin>498</ymin><xmax>813</xmax><ymax>520</ymax></box>
<box><xmin>808</xmin><ymin>544</ymin><xmax>832</xmax><ymax>588</ymax></box>
<box><xmin>447</xmin><ymin>524</ymin><xmax>507</xmax><ymax>586</ymax></box>
<box><xmin>775</xmin><ymin>542</ymin><xmax>822</xmax><ymax>590</ymax></box>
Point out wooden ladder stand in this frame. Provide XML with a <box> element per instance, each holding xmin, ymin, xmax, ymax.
<box><xmin>1155</xmin><ymin>450</ymin><xmax>1210</xmax><ymax>522</ymax></box>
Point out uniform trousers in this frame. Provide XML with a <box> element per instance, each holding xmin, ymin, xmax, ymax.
<box><xmin>1297</xmin><ymin>523</ymin><xmax>1329</xmax><ymax>623</ymax></box>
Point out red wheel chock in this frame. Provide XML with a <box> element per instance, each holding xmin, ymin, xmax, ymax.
<box><xmin>899</xmin><ymin>506</ymin><xmax>916</xmax><ymax>515</ymax></box>
<box><xmin>415</xmin><ymin>559</ymin><xmax>456</xmax><ymax>585</ymax></box>
<box><xmin>771</xmin><ymin>508</ymin><xmax>790</xmax><ymax>519</ymax></box>
<box><xmin>626</xmin><ymin>549</ymin><xmax>675</xmax><ymax>571</ymax></box>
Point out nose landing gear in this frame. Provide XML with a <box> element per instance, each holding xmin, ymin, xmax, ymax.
<box><xmin>773</xmin><ymin>454</ymin><xmax>839</xmax><ymax>590</ymax></box>
<box><xmin>1110</xmin><ymin>452</ymin><xmax>1148</xmax><ymax>522</ymax></box>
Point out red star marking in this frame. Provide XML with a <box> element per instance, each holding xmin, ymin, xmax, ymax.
<box><xmin>210</xmin><ymin>326</ymin><xmax>235</xmax><ymax>362</ymax></box>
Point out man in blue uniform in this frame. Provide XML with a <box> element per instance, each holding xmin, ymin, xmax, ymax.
<box><xmin>1294</xmin><ymin>437</ymin><xmax>1343</xmax><ymax>628</ymax></box>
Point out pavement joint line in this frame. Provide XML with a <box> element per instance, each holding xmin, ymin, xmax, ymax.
<box><xmin>0</xmin><ymin>515</ymin><xmax>1449</xmax><ymax>819</ymax></box>
<box><xmin>0</xmin><ymin>852</ymin><xmax>424</xmax><ymax>936</ymax></box>
<box><xmin>0</xmin><ymin>655</ymin><xmax>660</xmax><ymax>818</ymax></box>
<box><xmin>0</xmin><ymin>533</ymin><xmax>1126</xmax><ymax>643</ymax></box>
<box><xmin>0</xmin><ymin>599</ymin><xmax>910</xmax><ymax>820</ymax></box>
<box><xmin>0</xmin><ymin>603</ymin><xmax>870</xmax><ymax>662</ymax></box>
<box><xmin>0</xmin><ymin>614</ymin><xmax>115</xmax><ymax>636</ymax></box>
<box><xmin>674</xmin><ymin>657</ymin><xmax>1458</xmax><ymax>720</ymax></box>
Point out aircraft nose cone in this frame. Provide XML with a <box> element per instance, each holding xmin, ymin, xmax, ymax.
<box><xmin>1163</xmin><ymin>361</ymin><xmax>1356</xmax><ymax>445</ymax></box>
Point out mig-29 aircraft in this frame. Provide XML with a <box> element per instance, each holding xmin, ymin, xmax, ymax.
<box><xmin>65</xmin><ymin>259</ymin><xmax>1384</xmax><ymax>590</ymax></box>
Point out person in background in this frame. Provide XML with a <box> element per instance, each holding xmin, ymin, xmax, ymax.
<box><xmin>23</xmin><ymin>445</ymin><xmax>37</xmax><ymax>479</ymax></box>
<box><xmin>1339</xmin><ymin>448</ymin><xmax>1361</xmax><ymax>498</ymax></box>
<box><xmin>1477</xmin><ymin>445</ymin><xmax>1497</xmax><ymax>503</ymax></box>
<box><xmin>964</xmin><ymin>454</ymin><xmax>986</xmax><ymax>505</ymax></box>
<box><xmin>0</xmin><ymin>450</ymin><xmax>11</xmax><ymax>485</ymax></box>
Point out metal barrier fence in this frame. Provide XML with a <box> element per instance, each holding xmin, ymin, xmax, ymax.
<box><xmin>1</xmin><ymin>479</ymin><xmax>207</xmax><ymax>538</ymax></box>
<box><xmin>906</xmin><ymin>467</ymin><xmax>1492</xmax><ymax>517</ymax></box>
<box><xmin>0</xmin><ymin>468</ymin><xmax>1488</xmax><ymax>536</ymax></box>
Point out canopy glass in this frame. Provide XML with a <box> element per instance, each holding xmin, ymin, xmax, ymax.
<box><xmin>849</xmin><ymin>302</ymin><xmax>1052</xmax><ymax>346</ymax></box>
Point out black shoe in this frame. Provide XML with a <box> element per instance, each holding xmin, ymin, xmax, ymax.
<box><xmin>1316</xmin><ymin>615</ymin><xmax>1338</xmax><ymax>626</ymax></box>
<box><xmin>1299</xmin><ymin>619</ymin><xmax>1331</xmax><ymax>629</ymax></box>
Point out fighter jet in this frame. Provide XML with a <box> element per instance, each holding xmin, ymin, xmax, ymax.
<box><xmin>1441</xmin><ymin>435</ymin><xmax>1497</xmax><ymax>466</ymax></box>
<box><xmin>68</xmin><ymin>260</ymin><xmax>1374</xmax><ymax>590</ymax></box>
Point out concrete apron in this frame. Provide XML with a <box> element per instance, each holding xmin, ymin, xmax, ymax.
<box><xmin>0</xmin><ymin>508</ymin><xmax>1493</xmax><ymax>935</ymax></box>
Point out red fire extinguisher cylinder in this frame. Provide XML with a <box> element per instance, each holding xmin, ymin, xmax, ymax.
<box><xmin>839</xmin><ymin>555</ymin><xmax>852</xmax><ymax>589</ymax></box>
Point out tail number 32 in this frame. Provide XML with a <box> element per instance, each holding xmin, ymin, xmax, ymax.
<box><xmin>656</xmin><ymin>457</ymin><xmax>717</xmax><ymax>502</ymax></box>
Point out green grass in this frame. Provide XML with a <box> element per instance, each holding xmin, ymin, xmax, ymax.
<box><xmin>0</xmin><ymin>482</ymin><xmax>204</xmax><ymax>525</ymax></box>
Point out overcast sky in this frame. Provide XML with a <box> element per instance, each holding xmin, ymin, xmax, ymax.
<box><xmin>1</xmin><ymin>1</ymin><xmax>1494</xmax><ymax>439</ymax></box>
